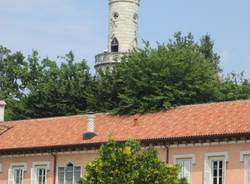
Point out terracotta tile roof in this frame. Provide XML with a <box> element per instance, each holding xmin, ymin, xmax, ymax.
<box><xmin>0</xmin><ymin>125</ymin><xmax>10</xmax><ymax>136</ymax></box>
<box><xmin>0</xmin><ymin>100</ymin><xmax>250</xmax><ymax>151</ymax></box>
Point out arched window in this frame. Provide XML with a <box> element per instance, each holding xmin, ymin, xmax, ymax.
<box><xmin>58</xmin><ymin>162</ymin><xmax>81</xmax><ymax>184</ymax></box>
<box><xmin>111</xmin><ymin>38</ymin><xmax>119</xmax><ymax>52</ymax></box>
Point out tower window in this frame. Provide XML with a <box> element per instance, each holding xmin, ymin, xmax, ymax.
<box><xmin>133</xmin><ymin>13</ymin><xmax>138</xmax><ymax>21</ymax></box>
<box><xmin>113</xmin><ymin>12</ymin><xmax>119</xmax><ymax>20</ymax></box>
<box><xmin>111</xmin><ymin>38</ymin><xmax>119</xmax><ymax>52</ymax></box>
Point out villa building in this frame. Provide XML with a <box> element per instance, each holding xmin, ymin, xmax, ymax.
<box><xmin>0</xmin><ymin>100</ymin><xmax>250</xmax><ymax>184</ymax></box>
<box><xmin>0</xmin><ymin>0</ymin><xmax>249</xmax><ymax>184</ymax></box>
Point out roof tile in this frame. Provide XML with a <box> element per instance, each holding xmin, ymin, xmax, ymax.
<box><xmin>0</xmin><ymin>100</ymin><xmax>250</xmax><ymax>150</ymax></box>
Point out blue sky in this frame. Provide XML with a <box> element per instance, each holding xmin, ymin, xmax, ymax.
<box><xmin>0</xmin><ymin>0</ymin><xmax>249</xmax><ymax>77</ymax></box>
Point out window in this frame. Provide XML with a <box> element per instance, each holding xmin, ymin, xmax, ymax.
<box><xmin>133</xmin><ymin>13</ymin><xmax>138</xmax><ymax>21</ymax></box>
<box><xmin>245</xmin><ymin>156</ymin><xmax>250</xmax><ymax>184</ymax></box>
<box><xmin>58</xmin><ymin>162</ymin><xmax>81</xmax><ymax>184</ymax></box>
<box><xmin>241</xmin><ymin>151</ymin><xmax>250</xmax><ymax>184</ymax></box>
<box><xmin>174</xmin><ymin>154</ymin><xmax>195</xmax><ymax>184</ymax></box>
<box><xmin>176</xmin><ymin>159</ymin><xmax>192</xmax><ymax>183</ymax></box>
<box><xmin>8</xmin><ymin>163</ymin><xmax>27</xmax><ymax>184</ymax></box>
<box><xmin>31</xmin><ymin>162</ymin><xmax>50</xmax><ymax>184</ymax></box>
<box><xmin>211</xmin><ymin>160</ymin><xmax>224</xmax><ymax>184</ymax></box>
<box><xmin>113</xmin><ymin>12</ymin><xmax>119</xmax><ymax>20</ymax></box>
<box><xmin>36</xmin><ymin>167</ymin><xmax>46</xmax><ymax>184</ymax></box>
<box><xmin>111</xmin><ymin>38</ymin><xmax>119</xmax><ymax>52</ymax></box>
<box><xmin>204</xmin><ymin>152</ymin><xmax>227</xmax><ymax>184</ymax></box>
<box><xmin>13</xmin><ymin>167</ymin><xmax>23</xmax><ymax>184</ymax></box>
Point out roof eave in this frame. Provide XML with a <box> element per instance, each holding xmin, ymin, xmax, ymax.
<box><xmin>0</xmin><ymin>132</ymin><xmax>250</xmax><ymax>156</ymax></box>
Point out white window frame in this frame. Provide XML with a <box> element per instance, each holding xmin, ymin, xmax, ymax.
<box><xmin>8</xmin><ymin>163</ymin><xmax>27</xmax><ymax>184</ymax></box>
<box><xmin>240</xmin><ymin>151</ymin><xmax>250</xmax><ymax>184</ymax></box>
<box><xmin>31</xmin><ymin>161</ymin><xmax>50</xmax><ymax>184</ymax></box>
<box><xmin>174</xmin><ymin>154</ymin><xmax>195</xmax><ymax>184</ymax></box>
<box><xmin>56</xmin><ymin>161</ymin><xmax>82</xmax><ymax>184</ymax></box>
<box><xmin>204</xmin><ymin>152</ymin><xmax>228</xmax><ymax>184</ymax></box>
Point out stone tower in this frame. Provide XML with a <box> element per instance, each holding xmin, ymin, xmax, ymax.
<box><xmin>95</xmin><ymin>0</ymin><xmax>140</xmax><ymax>72</ymax></box>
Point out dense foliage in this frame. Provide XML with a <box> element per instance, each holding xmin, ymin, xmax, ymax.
<box><xmin>92</xmin><ymin>33</ymin><xmax>250</xmax><ymax>114</ymax></box>
<box><xmin>0</xmin><ymin>47</ymin><xmax>92</xmax><ymax>120</ymax></box>
<box><xmin>78</xmin><ymin>140</ymin><xmax>188</xmax><ymax>184</ymax></box>
<box><xmin>1</xmin><ymin>33</ymin><xmax>250</xmax><ymax>120</ymax></box>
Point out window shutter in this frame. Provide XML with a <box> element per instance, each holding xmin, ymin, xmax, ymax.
<box><xmin>30</xmin><ymin>168</ymin><xmax>35</xmax><ymax>184</ymax></box>
<box><xmin>21</xmin><ymin>169</ymin><xmax>24</xmax><ymax>184</ymax></box>
<box><xmin>223</xmin><ymin>160</ymin><xmax>226</xmax><ymax>184</ymax></box>
<box><xmin>8</xmin><ymin>168</ymin><xmax>13</xmax><ymax>184</ymax></box>
<box><xmin>204</xmin><ymin>159</ymin><xmax>211</xmax><ymax>184</ymax></box>
<box><xmin>183</xmin><ymin>160</ymin><xmax>191</xmax><ymax>183</ymax></box>
<box><xmin>45</xmin><ymin>168</ymin><xmax>48</xmax><ymax>184</ymax></box>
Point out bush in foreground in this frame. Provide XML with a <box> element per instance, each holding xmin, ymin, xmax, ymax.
<box><xmin>79</xmin><ymin>140</ymin><xmax>188</xmax><ymax>184</ymax></box>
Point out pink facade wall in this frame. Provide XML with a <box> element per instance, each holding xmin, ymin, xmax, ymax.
<box><xmin>0</xmin><ymin>155</ymin><xmax>55</xmax><ymax>184</ymax></box>
<box><xmin>0</xmin><ymin>142</ymin><xmax>249</xmax><ymax>184</ymax></box>
<box><xmin>166</xmin><ymin>142</ymin><xmax>250</xmax><ymax>184</ymax></box>
<box><xmin>0</xmin><ymin>153</ymin><xmax>97</xmax><ymax>184</ymax></box>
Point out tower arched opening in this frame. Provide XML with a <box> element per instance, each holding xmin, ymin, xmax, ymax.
<box><xmin>111</xmin><ymin>38</ymin><xmax>119</xmax><ymax>52</ymax></box>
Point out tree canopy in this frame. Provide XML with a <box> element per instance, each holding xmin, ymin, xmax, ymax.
<box><xmin>91</xmin><ymin>33</ymin><xmax>250</xmax><ymax>114</ymax></box>
<box><xmin>0</xmin><ymin>48</ymin><xmax>92</xmax><ymax>120</ymax></box>
<box><xmin>1</xmin><ymin>33</ymin><xmax>250</xmax><ymax>120</ymax></box>
<box><xmin>78</xmin><ymin>139</ymin><xmax>188</xmax><ymax>184</ymax></box>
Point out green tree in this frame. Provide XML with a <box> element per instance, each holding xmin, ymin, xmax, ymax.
<box><xmin>93</xmin><ymin>33</ymin><xmax>222</xmax><ymax>114</ymax></box>
<box><xmin>0</xmin><ymin>46</ymin><xmax>29</xmax><ymax>120</ymax></box>
<box><xmin>23</xmin><ymin>51</ymin><xmax>93</xmax><ymax>118</ymax></box>
<box><xmin>199</xmin><ymin>34</ymin><xmax>221</xmax><ymax>72</ymax></box>
<box><xmin>0</xmin><ymin>47</ymin><xmax>93</xmax><ymax>120</ymax></box>
<box><xmin>79</xmin><ymin>140</ymin><xmax>188</xmax><ymax>184</ymax></box>
<box><xmin>1</xmin><ymin>32</ymin><xmax>250</xmax><ymax>120</ymax></box>
<box><xmin>219</xmin><ymin>72</ymin><xmax>250</xmax><ymax>100</ymax></box>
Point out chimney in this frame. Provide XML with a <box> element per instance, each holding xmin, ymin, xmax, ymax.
<box><xmin>0</xmin><ymin>101</ymin><xmax>6</xmax><ymax>122</ymax></box>
<box><xmin>83</xmin><ymin>113</ymin><xmax>96</xmax><ymax>140</ymax></box>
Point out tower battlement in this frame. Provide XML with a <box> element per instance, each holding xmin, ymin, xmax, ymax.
<box><xmin>95</xmin><ymin>0</ymin><xmax>140</xmax><ymax>73</ymax></box>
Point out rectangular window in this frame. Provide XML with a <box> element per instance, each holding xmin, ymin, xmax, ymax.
<box><xmin>58</xmin><ymin>167</ymin><xmax>65</xmax><ymax>184</ymax></box>
<box><xmin>245</xmin><ymin>156</ymin><xmax>250</xmax><ymax>184</ymax></box>
<box><xmin>8</xmin><ymin>164</ymin><xmax>26</xmax><ymax>184</ymax></box>
<box><xmin>176</xmin><ymin>159</ymin><xmax>192</xmax><ymax>183</ymax></box>
<box><xmin>204</xmin><ymin>153</ymin><xmax>227</xmax><ymax>184</ymax></box>
<box><xmin>31</xmin><ymin>162</ymin><xmax>49</xmax><ymax>184</ymax></box>
<box><xmin>57</xmin><ymin>163</ymin><xmax>81</xmax><ymax>184</ymax></box>
<box><xmin>211</xmin><ymin>160</ymin><xmax>224</xmax><ymax>184</ymax></box>
<box><xmin>35</xmin><ymin>166</ymin><xmax>47</xmax><ymax>184</ymax></box>
<box><xmin>13</xmin><ymin>167</ymin><xmax>23</xmax><ymax>184</ymax></box>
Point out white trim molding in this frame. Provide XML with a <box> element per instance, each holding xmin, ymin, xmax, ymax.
<box><xmin>31</xmin><ymin>161</ymin><xmax>50</xmax><ymax>184</ymax></box>
<box><xmin>204</xmin><ymin>152</ymin><xmax>228</xmax><ymax>184</ymax></box>
<box><xmin>10</xmin><ymin>162</ymin><xmax>27</xmax><ymax>171</ymax></box>
<box><xmin>240</xmin><ymin>151</ymin><xmax>250</xmax><ymax>162</ymax></box>
<box><xmin>32</xmin><ymin>161</ymin><xmax>50</xmax><ymax>170</ymax></box>
<box><xmin>205</xmin><ymin>152</ymin><xmax>228</xmax><ymax>162</ymax></box>
<box><xmin>173</xmin><ymin>154</ymin><xmax>196</xmax><ymax>165</ymax></box>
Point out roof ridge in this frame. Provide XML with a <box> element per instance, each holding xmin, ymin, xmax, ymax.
<box><xmin>3</xmin><ymin>113</ymin><xmax>106</xmax><ymax>124</ymax></box>
<box><xmin>3</xmin><ymin>99</ymin><xmax>250</xmax><ymax>124</ymax></box>
<box><xmin>175</xmin><ymin>99</ymin><xmax>250</xmax><ymax>109</ymax></box>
